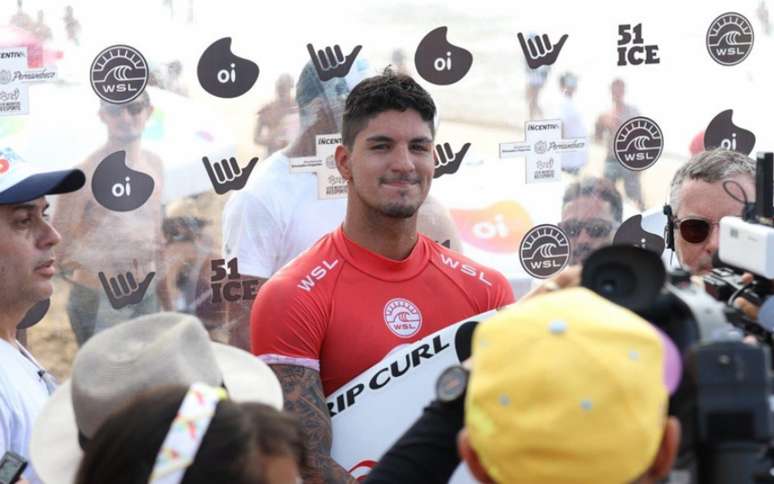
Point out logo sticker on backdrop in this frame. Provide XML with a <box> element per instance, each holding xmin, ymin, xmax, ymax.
<box><xmin>202</xmin><ymin>155</ymin><xmax>259</xmax><ymax>194</ymax></box>
<box><xmin>613</xmin><ymin>214</ymin><xmax>665</xmax><ymax>255</ymax></box>
<box><xmin>613</xmin><ymin>116</ymin><xmax>663</xmax><ymax>171</ymax></box>
<box><xmin>517</xmin><ymin>32</ymin><xmax>568</xmax><ymax>69</ymax></box>
<box><xmin>0</xmin><ymin>46</ymin><xmax>57</xmax><ymax>84</ymax></box>
<box><xmin>434</xmin><ymin>142</ymin><xmax>470</xmax><ymax>179</ymax></box>
<box><xmin>706</xmin><ymin>12</ymin><xmax>754</xmax><ymax>66</ymax></box>
<box><xmin>92</xmin><ymin>151</ymin><xmax>155</xmax><ymax>211</ymax></box>
<box><xmin>617</xmin><ymin>24</ymin><xmax>660</xmax><ymax>66</ymax></box>
<box><xmin>451</xmin><ymin>201</ymin><xmax>534</xmax><ymax>253</ymax></box>
<box><xmin>209</xmin><ymin>258</ymin><xmax>261</xmax><ymax>303</ymax></box>
<box><xmin>197</xmin><ymin>37</ymin><xmax>259</xmax><ymax>98</ymax></box>
<box><xmin>703</xmin><ymin>109</ymin><xmax>756</xmax><ymax>155</ymax></box>
<box><xmin>18</xmin><ymin>299</ymin><xmax>50</xmax><ymax>329</ymax></box>
<box><xmin>519</xmin><ymin>224</ymin><xmax>570</xmax><ymax>279</ymax></box>
<box><xmin>98</xmin><ymin>270</ymin><xmax>155</xmax><ymax>310</ymax></box>
<box><xmin>289</xmin><ymin>134</ymin><xmax>347</xmax><ymax>199</ymax></box>
<box><xmin>0</xmin><ymin>47</ymin><xmax>32</xmax><ymax>116</ymax></box>
<box><xmin>307</xmin><ymin>43</ymin><xmax>363</xmax><ymax>82</ymax></box>
<box><xmin>500</xmin><ymin>119</ymin><xmax>587</xmax><ymax>183</ymax></box>
<box><xmin>415</xmin><ymin>26</ymin><xmax>472</xmax><ymax>85</ymax></box>
<box><xmin>90</xmin><ymin>45</ymin><xmax>148</xmax><ymax>104</ymax></box>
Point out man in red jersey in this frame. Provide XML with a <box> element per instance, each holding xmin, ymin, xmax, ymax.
<box><xmin>251</xmin><ymin>69</ymin><xmax>514</xmax><ymax>484</ymax></box>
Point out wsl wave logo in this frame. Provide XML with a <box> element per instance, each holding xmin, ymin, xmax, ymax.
<box><xmin>519</xmin><ymin>224</ymin><xmax>570</xmax><ymax>279</ymax></box>
<box><xmin>384</xmin><ymin>298</ymin><xmax>422</xmax><ymax>338</ymax></box>
<box><xmin>614</xmin><ymin>116</ymin><xmax>663</xmax><ymax>171</ymax></box>
<box><xmin>706</xmin><ymin>12</ymin><xmax>754</xmax><ymax>66</ymax></box>
<box><xmin>90</xmin><ymin>45</ymin><xmax>148</xmax><ymax>104</ymax></box>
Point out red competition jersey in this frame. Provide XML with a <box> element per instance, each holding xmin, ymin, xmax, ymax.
<box><xmin>251</xmin><ymin>226</ymin><xmax>515</xmax><ymax>396</ymax></box>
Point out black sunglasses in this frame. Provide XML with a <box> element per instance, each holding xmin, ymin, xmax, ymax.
<box><xmin>558</xmin><ymin>219</ymin><xmax>614</xmax><ymax>239</ymax></box>
<box><xmin>674</xmin><ymin>217</ymin><xmax>720</xmax><ymax>244</ymax></box>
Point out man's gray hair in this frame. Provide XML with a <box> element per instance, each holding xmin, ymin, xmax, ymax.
<box><xmin>669</xmin><ymin>148</ymin><xmax>755</xmax><ymax>214</ymax></box>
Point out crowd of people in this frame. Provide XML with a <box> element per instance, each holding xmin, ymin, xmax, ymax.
<box><xmin>0</xmin><ymin>37</ymin><xmax>769</xmax><ymax>484</ymax></box>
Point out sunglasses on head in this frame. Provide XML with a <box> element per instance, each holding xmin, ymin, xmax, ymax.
<box><xmin>102</xmin><ymin>101</ymin><xmax>148</xmax><ymax>117</ymax></box>
<box><xmin>674</xmin><ymin>217</ymin><xmax>720</xmax><ymax>244</ymax></box>
<box><xmin>558</xmin><ymin>219</ymin><xmax>614</xmax><ymax>239</ymax></box>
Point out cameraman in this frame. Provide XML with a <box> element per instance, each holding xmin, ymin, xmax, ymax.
<box><xmin>367</xmin><ymin>282</ymin><xmax>681</xmax><ymax>484</ymax></box>
<box><xmin>666</xmin><ymin>149</ymin><xmax>755</xmax><ymax>275</ymax></box>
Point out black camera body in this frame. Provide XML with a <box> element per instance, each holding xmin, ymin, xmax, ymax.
<box><xmin>582</xmin><ymin>245</ymin><xmax>774</xmax><ymax>484</ymax></box>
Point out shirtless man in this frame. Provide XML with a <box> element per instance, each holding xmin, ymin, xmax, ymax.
<box><xmin>595</xmin><ymin>78</ymin><xmax>645</xmax><ymax>210</ymax></box>
<box><xmin>52</xmin><ymin>91</ymin><xmax>166</xmax><ymax>345</ymax></box>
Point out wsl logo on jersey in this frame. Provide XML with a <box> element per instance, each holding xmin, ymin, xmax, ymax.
<box><xmin>384</xmin><ymin>298</ymin><xmax>422</xmax><ymax>338</ymax></box>
<box><xmin>706</xmin><ymin>12</ymin><xmax>754</xmax><ymax>66</ymax></box>
<box><xmin>90</xmin><ymin>45</ymin><xmax>148</xmax><ymax>104</ymax></box>
<box><xmin>614</xmin><ymin>116</ymin><xmax>663</xmax><ymax>171</ymax></box>
<box><xmin>519</xmin><ymin>224</ymin><xmax>570</xmax><ymax>279</ymax></box>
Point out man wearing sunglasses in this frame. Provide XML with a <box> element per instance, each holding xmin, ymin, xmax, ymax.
<box><xmin>52</xmin><ymin>91</ymin><xmax>167</xmax><ymax>345</ymax></box>
<box><xmin>667</xmin><ymin>148</ymin><xmax>755</xmax><ymax>275</ymax></box>
<box><xmin>559</xmin><ymin>177</ymin><xmax>623</xmax><ymax>266</ymax></box>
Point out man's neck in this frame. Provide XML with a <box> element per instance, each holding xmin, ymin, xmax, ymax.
<box><xmin>105</xmin><ymin>138</ymin><xmax>143</xmax><ymax>161</ymax></box>
<box><xmin>0</xmin><ymin>309</ymin><xmax>24</xmax><ymax>344</ymax></box>
<box><xmin>343</xmin><ymin>203</ymin><xmax>419</xmax><ymax>261</ymax></box>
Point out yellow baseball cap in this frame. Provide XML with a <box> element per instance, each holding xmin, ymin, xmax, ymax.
<box><xmin>465</xmin><ymin>287</ymin><xmax>681</xmax><ymax>484</ymax></box>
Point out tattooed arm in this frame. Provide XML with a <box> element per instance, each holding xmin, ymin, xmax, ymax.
<box><xmin>271</xmin><ymin>364</ymin><xmax>357</xmax><ymax>484</ymax></box>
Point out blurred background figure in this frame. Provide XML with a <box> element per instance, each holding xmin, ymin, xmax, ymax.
<box><xmin>595</xmin><ymin>78</ymin><xmax>645</xmax><ymax>211</ymax></box>
<box><xmin>62</xmin><ymin>5</ymin><xmax>81</xmax><ymax>46</ymax></box>
<box><xmin>524</xmin><ymin>33</ymin><xmax>549</xmax><ymax>120</ymax></box>
<box><xmin>253</xmin><ymin>73</ymin><xmax>298</xmax><ymax>156</ymax></box>
<box><xmin>157</xmin><ymin>196</ymin><xmax>224</xmax><ymax>336</ymax></box>
<box><xmin>558</xmin><ymin>72</ymin><xmax>587</xmax><ymax>175</ymax></box>
<box><xmin>31</xmin><ymin>10</ymin><xmax>52</xmax><ymax>43</ymax></box>
<box><xmin>10</xmin><ymin>0</ymin><xmax>33</xmax><ymax>31</ymax></box>
<box><xmin>52</xmin><ymin>91</ymin><xmax>167</xmax><ymax>346</ymax></box>
<box><xmin>758</xmin><ymin>1</ymin><xmax>771</xmax><ymax>35</ymax></box>
<box><xmin>391</xmin><ymin>48</ymin><xmax>409</xmax><ymax>75</ymax></box>
<box><xmin>559</xmin><ymin>177</ymin><xmax>622</xmax><ymax>266</ymax></box>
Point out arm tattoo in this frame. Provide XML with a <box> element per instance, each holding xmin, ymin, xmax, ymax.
<box><xmin>271</xmin><ymin>364</ymin><xmax>357</xmax><ymax>484</ymax></box>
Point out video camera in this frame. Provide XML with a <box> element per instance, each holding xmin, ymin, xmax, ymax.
<box><xmin>703</xmin><ymin>151</ymin><xmax>774</xmax><ymax>342</ymax></box>
<box><xmin>582</xmin><ymin>244</ymin><xmax>774</xmax><ymax>484</ymax></box>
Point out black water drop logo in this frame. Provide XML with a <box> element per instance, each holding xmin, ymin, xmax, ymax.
<box><xmin>613</xmin><ymin>214</ymin><xmax>664</xmax><ymax>255</ymax></box>
<box><xmin>197</xmin><ymin>37</ymin><xmax>259</xmax><ymax>98</ymax></box>
<box><xmin>415</xmin><ymin>27</ymin><xmax>472</xmax><ymax>85</ymax></box>
<box><xmin>92</xmin><ymin>150</ymin><xmax>154</xmax><ymax>212</ymax></box>
<box><xmin>703</xmin><ymin>109</ymin><xmax>756</xmax><ymax>155</ymax></box>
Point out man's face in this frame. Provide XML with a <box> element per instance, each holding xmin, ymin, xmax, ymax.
<box><xmin>560</xmin><ymin>195</ymin><xmax>617</xmax><ymax>265</ymax></box>
<box><xmin>674</xmin><ymin>175</ymin><xmax>755</xmax><ymax>275</ymax></box>
<box><xmin>338</xmin><ymin>109</ymin><xmax>434</xmax><ymax>219</ymax></box>
<box><xmin>99</xmin><ymin>98</ymin><xmax>153</xmax><ymax>144</ymax></box>
<box><xmin>0</xmin><ymin>197</ymin><xmax>61</xmax><ymax>311</ymax></box>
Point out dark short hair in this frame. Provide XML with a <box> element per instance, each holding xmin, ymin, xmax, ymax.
<box><xmin>563</xmin><ymin>176</ymin><xmax>623</xmax><ymax>222</ymax></box>
<box><xmin>341</xmin><ymin>67</ymin><xmax>436</xmax><ymax>148</ymax></box>
<box><xmin>75</xmin><ymin>385</ymin><xmax>308</xmax><ymax>484</ymax></box>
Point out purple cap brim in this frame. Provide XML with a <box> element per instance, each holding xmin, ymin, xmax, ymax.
<box><xmin>651</xmin><ymin>325</ymin><xmax>682</xmax><ymax>395</ymax></box>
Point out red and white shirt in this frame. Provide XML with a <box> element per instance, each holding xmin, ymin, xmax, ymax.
<box><xmin>251</xmin><ymin>226</ymin><xmax>515</xmax><ymax>396</ymax></box>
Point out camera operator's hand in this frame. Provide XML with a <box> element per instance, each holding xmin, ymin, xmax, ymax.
<box><xmin>522</xmin><ymin>265</ymin><xmax>582</xmax><ymax>301</ymax></box>
<box><xmin>734</xmin><ymin>273</ymin><xmax>760</xmax><ymax>321</ymax></box>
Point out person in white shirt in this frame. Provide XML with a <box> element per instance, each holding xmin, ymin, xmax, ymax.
<box><xmin>558</xmin><ymin>72</ymin><xmax>588</xmax><ymax>175</ymax></box>
<box><xmin>222</xmin><ymin>63</ymin><xmax>461</xmax><ymax>350</ymax></box>
<box><xmin>0</xmin><ymin>147</ymin><xmax>85</xmax><ymax>483</ymax></box>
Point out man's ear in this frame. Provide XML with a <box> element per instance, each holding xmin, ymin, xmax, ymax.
<box><xmin>335</xmin><ymin>144</ymin><xmax>352</xmax><ymax>182</ymax></box>
<box><xmin>646</xmin><ymin>416</ymin><xmax>681</xmax><ymax>480</ymax></box>
<box><xmin>457</xmin><ymin>428</ymin><xmax>495</xmax><ymax>483</ymax></box>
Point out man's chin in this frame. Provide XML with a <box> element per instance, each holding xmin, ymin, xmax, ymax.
<box><xmin>379</xmin><ymin>203</ymin><xmax>418</xmax><ymax>219</ymax></box>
